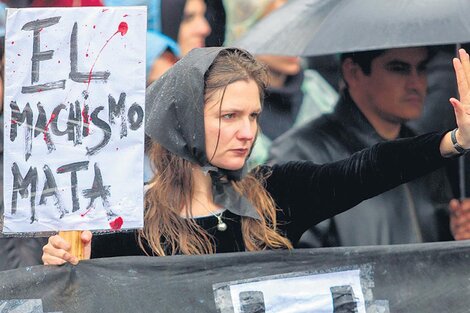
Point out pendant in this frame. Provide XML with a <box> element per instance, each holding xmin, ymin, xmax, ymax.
<box><xmin>216</xmin><ymin>216</ymin><xmax>227</xmax><ymax>232</ymax></box>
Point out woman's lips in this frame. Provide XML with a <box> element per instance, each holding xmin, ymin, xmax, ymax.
<box><xmin>230</xmin><ymin>148</ymin><xmax>249</xmax><ymax>156</ymax></box>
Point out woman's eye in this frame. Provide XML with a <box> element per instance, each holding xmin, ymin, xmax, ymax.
<box><xmin>222</xmin><ymin>113</ymin><xmax>235</xmax><ymax>119</ymax></box>
<box><xmin>250</xmin><ymin>112</ymin><xmax>260</xmax><ymax>120</ymax></box>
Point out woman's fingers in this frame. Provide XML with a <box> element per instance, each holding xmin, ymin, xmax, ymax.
<box><xmin>454</xmin><ymin>55</ymin><xmax>468</xmax><ymax>100</ymax></box>
<box><xmin>42</xmin><ymin>231</ymin><xmax>93</xmax><ymax>265</ymax></box>
<box><xmin>42</xmin><ymin>246</ymin><xmax>78</xmax><ymax>265</ymax></box>
<box><xmin>49</xmin><ymin>234</ymin><xmax>70</xmax><ymax>250</ymax></box>
<box><xmin>81</xmin><ymin>231</ymin><xmax>93</xmax><ymax>259</ymax></box>
<box><xmin>42</xmin><ymin>235</ymin><xmax>78</xmax><ymax>265</ymax></box>
<box><xmin>42</xmin><ymin>255</ymin><xmax>69</xmax><ymax>266</ymax></box>
<box><xmin>453</xmin><ymin>49</ymin><xmax>470</xmax><ymax>104</ymax></box>
<box><xmin>81</xmin><ymin>230</ymin><xmax>93</xmax><ymax>242</ymax></box>
<box><xmin>459</xmin><ymin>49</ymin><xmax>470</xmax><ymax>86</ymax></box>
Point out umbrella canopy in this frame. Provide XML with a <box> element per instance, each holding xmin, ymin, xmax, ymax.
<box><xmin>236</xmin><ymin>0</ymin><xmax>470</xmax><ymax>56</ymax></box>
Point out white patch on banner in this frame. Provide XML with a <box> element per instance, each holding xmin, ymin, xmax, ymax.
<box><xmin>0</xmin><ymin>299</ymin><xmax>62</xmax><ymax>313</ymax></box>
<box><xmin>229</xmin><ymin>269</ymin><xmax>366</xmax><ymax>313</ymax></box>
<box><xmin>3</xmin><ymin>7</ymin><xmax>146</xmax><ymax>233</ymax></box>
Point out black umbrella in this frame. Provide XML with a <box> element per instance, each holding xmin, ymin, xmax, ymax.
<box><xmin>236</xmin><ymin>0</ymin><xmax>470</xmax><ymax>57</ymax></box>
<box><xmin>237</xmin><ymin>0</ymin><xmax>470</xmax><ymax>198</ymax></box>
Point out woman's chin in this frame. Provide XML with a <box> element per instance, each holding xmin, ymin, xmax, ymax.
<box><xmin>215</xmin><ymin>162</ymin><xmax>245</xmax><ymax>172</ymax></box>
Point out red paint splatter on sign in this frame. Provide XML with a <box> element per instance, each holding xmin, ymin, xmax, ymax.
<box><xmin>118</xmin><ymin>22</ymin><xmax>128</xmax><ymax>36</ymax></box>
<box><xmin>85</xmin><ymin>21</ymin><xmax>130</xmax><ymax>89</ymax></box>
<box><xmin>43</xmin><ymin>113</ymin><xmax>56</xmax><ymax>142</ymax></box>
<box><xmin>82</xmin><ymin>107</ymin><xmax>90</xmax><ymax>136</ymax></box>
<box><xmin>80</xmin><ymin>205</ymin><xmax>94</xmax><ymax>217</ymax></box>
<box><xmin>109</xmin><ymin>217</ymin><xmax>124</xmax><ymax>230</ymax></box>
<box><xmin>123</xmin><ymin>14</ymin><xmax>129</xmax><ymax>17</ymax></box>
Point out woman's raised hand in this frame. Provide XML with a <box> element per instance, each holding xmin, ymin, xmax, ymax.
<box><xmin>42</xmin><ymin>231</ymin><xmax>92</xmax><ymax>265</ymax></box>
<box><xmin>450</xmin><ymin>49</ymin><xmax>470</xmax><ymax>149</ymax></box>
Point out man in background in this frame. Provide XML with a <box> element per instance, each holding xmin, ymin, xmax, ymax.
<box><xmin>269</xmin><ymin>47</ymin><xmax>455</xmax><ymax>247</ymax></box>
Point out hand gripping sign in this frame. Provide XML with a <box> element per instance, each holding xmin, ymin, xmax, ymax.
<box><xmin>3</xmin><ymin>7</ymin><xmax>146</xmax><ymax>237</ymax></box>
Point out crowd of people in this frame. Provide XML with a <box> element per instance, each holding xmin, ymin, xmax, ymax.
<box><xmin>0</xmin><ymin>0</ymin><xmax>468</xmax><ymax>269</ymax></box>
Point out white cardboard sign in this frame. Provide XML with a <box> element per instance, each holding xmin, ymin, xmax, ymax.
<box><xmin>3</xmin><ymin>7</ymin><xmax>146</xmax><ymax>233</ymax></box>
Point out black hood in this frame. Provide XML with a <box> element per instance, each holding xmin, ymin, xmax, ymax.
<box><xmin>145</xmin><ymin>47</ymin><xmax>246</xmax><ymax>180</ymax></box>
<box><xmin>144</xmin><ymin>47</ymin><xmax>260</xmax><ymax>220</ymax></box>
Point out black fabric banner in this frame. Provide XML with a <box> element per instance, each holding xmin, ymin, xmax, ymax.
<box><xmin>0</xmin><ymin>240</ymin><xmax>469</xmax><ymax>313</ymax></box>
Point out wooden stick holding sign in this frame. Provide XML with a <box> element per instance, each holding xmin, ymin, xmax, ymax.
<box><xmin>2</xmin><ymin>7</ymin><xmax>146</xmax><ymax>258</ymax></box>
<box><xmin>59</xmin><ymin>231</ymin><xmax>85</xmax><ymax>260</ymax></box>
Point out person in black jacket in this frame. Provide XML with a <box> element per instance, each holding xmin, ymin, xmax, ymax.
<box><xmin>42</xmin><ymin>47</ymin><xmax>470</xmax><ymax>264</ymax></box>
<box><xmin>268</xmin><ymin>47</ymin><xmax>457</xmax><ymax>247</ymax></box>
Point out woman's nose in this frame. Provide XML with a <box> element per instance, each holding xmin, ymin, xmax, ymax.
<box><xmin>237</xmin><ymin>119</ymin><xmax>256</xmax><ymax>140</ymax></box>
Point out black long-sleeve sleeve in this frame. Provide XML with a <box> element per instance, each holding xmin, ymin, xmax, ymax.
<box><xmin>92</xmin><ymin>132</ymin><xmax>451</xmax><ymax>257</ymax></box>
<box><xmin>263</xmin><ymin>132</ymin><xmax>449</xmax><ymax>243</ymax></box>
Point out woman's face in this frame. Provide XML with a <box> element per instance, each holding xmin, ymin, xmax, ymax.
<box><xmin>178</xmin><ymin>0</ymin><xmax>211</xmax><ymax>56</ymax></box>
<box><xmin>204</xmin><ymin>79</ymin><xmax>261</xmax><ymax>171</ymax></box>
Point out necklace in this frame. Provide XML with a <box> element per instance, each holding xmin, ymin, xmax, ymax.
<box><xmin>193</xmin><ymin>198</ymin><xmax>227</xmax><ymax>232</ymax></box>
<box><xmin>214</xmin><ymin>211</ymin><xmax>228</xmax><ymax>232</ymax></box>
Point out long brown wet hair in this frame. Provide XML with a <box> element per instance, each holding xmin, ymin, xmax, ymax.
<box><xmin>139</xmin><ymin>49</ymin><xmax>293</xmax><ymax>256</ymax></box>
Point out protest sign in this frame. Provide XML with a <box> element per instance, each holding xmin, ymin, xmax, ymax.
<box><xmin>2</xmin><ymin>6</ymin><xmax>146</xmax><ymax>233</ymax></box>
